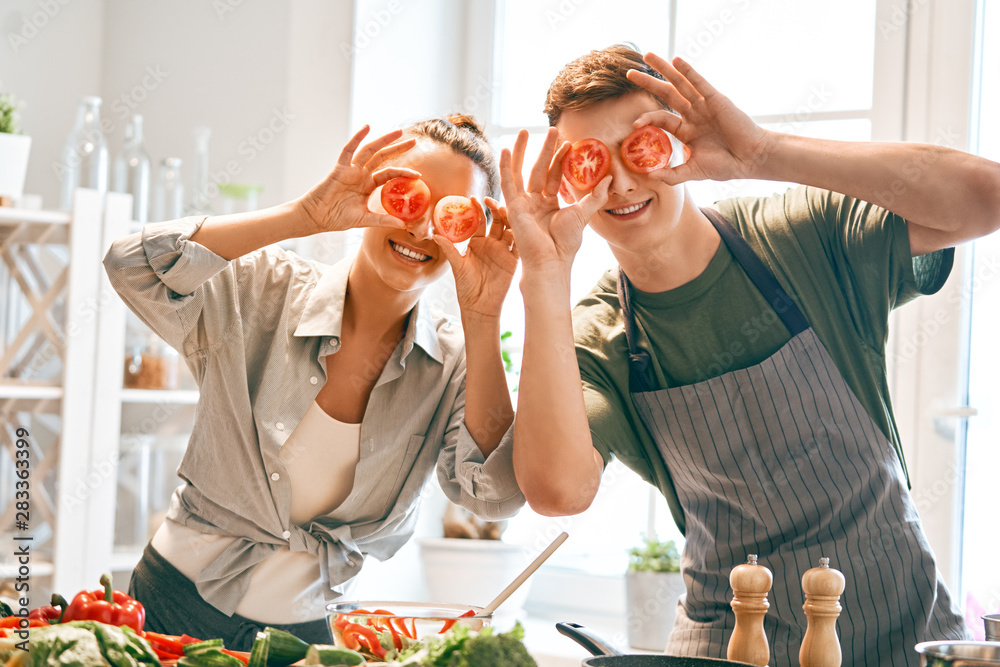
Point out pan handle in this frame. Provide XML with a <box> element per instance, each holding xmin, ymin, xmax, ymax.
<box><xmin>556</xmin><ymin>622</ymin><xmax>625</xmax><ymax>657</ymax></box>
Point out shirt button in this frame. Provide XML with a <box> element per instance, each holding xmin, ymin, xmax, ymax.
<box><xmin>309</xmin><ymin>376</ymin><xmax>318</xmax><ymax>385</ymax></box>
<box><xmin>275</xmin><ymin>422</ymin><xmax>284</xmax><ymax>431</ymax></box>
<box><xmin>271</xmin><ymin>472</ymin><xmax>280</xmax><ymax>481</ymax></box>
<box><xmin>282</xmin><ymin>530</ymin><xmax>291</xmax><ymax>539</ymax></box>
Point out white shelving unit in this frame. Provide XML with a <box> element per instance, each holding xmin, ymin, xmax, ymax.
<box><xmin>0</xmin><ymin>189</ymin><xmax>200</xmax><ymax>598</ymax></box>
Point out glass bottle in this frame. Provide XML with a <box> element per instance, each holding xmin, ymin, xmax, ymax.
<box><xmin>59</xmin><ymin>96</ymin><xmax>109</xmax><ymax>211</ymax></box>
<box><xmin>152</xmin><ymin>157</ymin><xmax>184</xmax><ymax>222</ymax></box>
<box><xmin>112</xmin><ymin>115</ymin><xmax>151</xmax><ymax>223</ymax></box>
<box><xmin>123</xmin><ymin>312</ymin><xmax>179</xmax><ymax>390</ymax></box>
<box><xmin>189</xmin><ymin>126</ymin><xmax>212</xmax><ymax>214</ymax></box>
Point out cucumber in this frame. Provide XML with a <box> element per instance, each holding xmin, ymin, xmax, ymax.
<box><xmin>248</xmin><ymin>631</ymin><xmax>269</xmax><ymax>667</ymax></box>
<box><xmin>178</xmin><ymin>639</ymin><xmax>244</xmax><ymax>667</ymax></box>
<box><xmin>304</xmin><ymin>645</ymin><xmax>366</xmax><ymax>665</ymax></box>
<box><xmin>262</xmin><ymin>627</ymin><xmax>310</xmax><ymax>666</ymax></box>
<box><xmin>184</xmin><ymin>638</ymin><xmax>225</xmax><ymax>655</ymax></box>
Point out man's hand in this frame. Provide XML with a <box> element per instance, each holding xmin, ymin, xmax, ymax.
<box><xmin>627</xmin><ymin>52</ymin><xmax>773</xmax><ymax>185</ymax></box>
<box><xmin>501</xmin><ymin>128</ymin><xmax>610</xmax><ymax>278</ymax></box>
<box><xmin>296</xmin><ymin>125</ymin><xmax>421</xmax><ymax>234</ymax></box>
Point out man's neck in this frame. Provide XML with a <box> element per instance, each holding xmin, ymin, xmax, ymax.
<box><xmin>613</xmin><ymin>201</ymin><xmax>722</xmax><ymax>293</ymax></box>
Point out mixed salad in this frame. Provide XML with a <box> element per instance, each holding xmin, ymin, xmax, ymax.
<box><xmin>0</xmin><ymin>575</ymin><xmax>536</xmax><ymax>666</ymax></box>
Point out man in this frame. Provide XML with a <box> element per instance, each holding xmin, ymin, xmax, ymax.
<box><xmin>503</xmin><ymin>45</ymin><xmax>1000</xmax><ymax>667</ymax></box>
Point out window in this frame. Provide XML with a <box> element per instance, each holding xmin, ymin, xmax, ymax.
<box><xmin>960</xmin><ymin>0</ymin><xmax>1000</xmax><ymax>640</ymax></box>
<box><xmin>482</xmin><ymin>0</ymin><xmax>896</xmax><ymax>575</ymax></box>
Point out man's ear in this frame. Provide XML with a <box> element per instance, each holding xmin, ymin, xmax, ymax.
<box><xmin>559</xmin><ymin>178</ymin><xmax>576</xmax><ymax>203</ymax></box>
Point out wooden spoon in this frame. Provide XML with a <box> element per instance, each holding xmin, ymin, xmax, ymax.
<box><xmin>480</xmin><ymin>531</ymin><xmax>569</xmax><ymax>615</ymax></box>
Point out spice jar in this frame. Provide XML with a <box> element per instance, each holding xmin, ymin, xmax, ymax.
<box><xmin>123</xmin><ymin>324</ymin><xmax>179</xmax><ymax>390</ymax></box>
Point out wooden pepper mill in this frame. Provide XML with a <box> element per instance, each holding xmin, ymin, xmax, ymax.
<box><xmin>727</xmin><ymin>554</ymin><xmax>772</xmax><ymax>666</ymax></box>
<box><xmin>799</xmin><ymin>557</ymin><xmax>846</xmax><ymax>667</ymax></box>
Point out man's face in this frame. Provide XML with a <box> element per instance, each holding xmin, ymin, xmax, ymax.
<box><xmin>556</xmin><ymin>92</ymin><xmax>686</xmax><ymax>254</ymax></box>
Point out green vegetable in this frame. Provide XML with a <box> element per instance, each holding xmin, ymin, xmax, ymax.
<box><xmin>177</xmin><ymin>638</ymin><xmax>243</xmax><ymax>667</ymax></box>
<box><xmin>303</xmin><ymin>644</ymin><xmax>366</xmax><ymax>665</ymax></box>
<box><xmin>28</xmin><ymin>621</ymin><xmax>161</xmax><ymax>667</ymax></box>
<box><xmin>247</xmin><ymin>631</ymin><xmax>269</xmax><ymax>667</ymax></box>
<box><xmin>0</xmin><ymin>600</ymin><xmax>13</xmax><ymax>618</ymax></box>
<box><xmin>261</xmin><ymin>626</ymin><xmax>310</xmax><ymax>666</ymax></box>
<box><xmin>403</xmin><ymin>622</ymin><xmax>535</xmax><ymax>667</ymax></box>
<box><xmin>184</xmin><ymin>638</ymin><xmax>225</xmax><ymax>654</ymax></box>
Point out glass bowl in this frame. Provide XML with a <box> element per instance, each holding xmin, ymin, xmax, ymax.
<box><xmin>326</xmin><ymin>601</ymin><xmax>490</xmax><ymax>655</ymax></box>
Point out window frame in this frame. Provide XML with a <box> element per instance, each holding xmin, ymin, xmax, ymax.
<box><xmin>459</xmin><ymin>0</ymin><xmax>980</xmax><ymax>606</ymax></box>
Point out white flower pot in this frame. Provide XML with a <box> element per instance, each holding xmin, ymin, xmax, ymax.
<box><xmin>625</xmin><ymin>570</ymin><xmax>686</xmax><ymax>651</ymax></box>
<box><xmin>0</xmin><ymin>133</ymin><xmax>31</xmax><ymax>200</ymax></box>
<box><xmin>419</xmin><ymin>538</ymin><xmax>533</xmax><ymax>617</ymax></box>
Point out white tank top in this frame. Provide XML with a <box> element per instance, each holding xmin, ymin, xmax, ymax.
<box><xmin>152</xmin><ymin>402</ymin><xmax>362</xmax><ymax>623</ymax></box>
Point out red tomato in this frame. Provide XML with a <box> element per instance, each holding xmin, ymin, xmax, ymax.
<box><xmin>562</xmin><ymin>138</ymin><xmax>611</xmax><ymax>191</ymax></box>
<box><xmin>621</xmin><ymin>125</ymin><xmax>673</xmax><ymax>173</ymax></box>
<box><xmin>432</xmin><ymin>195</ymin><xmax>479</xmax><ymax>243</ymax></box>
<box><xmin>380</xmin><ymin>176</ymin><xmax>431</xmax><ymax>222</ymax></box>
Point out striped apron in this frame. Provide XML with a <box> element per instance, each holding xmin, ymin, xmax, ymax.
<box><xmin>616</xmin><ymin>208</ymin><xmax>968</xmax><ymax>667</ymax></box>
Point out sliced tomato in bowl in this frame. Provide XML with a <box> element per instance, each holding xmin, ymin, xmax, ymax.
<box><xmin>562</xmin><ymin>138</ymin><xmax>611</xmax><ymax>191</ymax></box>
<box><xmin>432</xmin><ymin>195</ymin><xmax>480</xmax><ymax>243</ymax></box>
<box><xmin>380</xmin><ymin>176</ymin><xmax>431</xmax><ymax>222</ymax></box>
<box><xmin>621</xmin><ymin>125</ymin><xmax>672</xmax><ymax>173</ymax></box>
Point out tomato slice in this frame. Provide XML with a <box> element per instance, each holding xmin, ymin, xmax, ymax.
<box><xmin>380</xmin><ymin>176</ymin><xmax>431</xmax><ymax>222</ymax></box>
<box><xmin>562</xmin><ymin>138</ymin><xmax>611</xmax><ymax>191</ymax></box>
<box><xmin>621</xmin><ymin>125</ymin><xmax>672</xmax><ymax>173</ymax></box>
<box><xmin>432</xmin><ymin>196</ymin><xmax>479</xmax><ymax>243</ymax></box>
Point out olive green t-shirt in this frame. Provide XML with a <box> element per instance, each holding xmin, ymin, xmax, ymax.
<box><xmin>574</xmin><ymin>185</ymin><xmax>954</xmax><ymax>534</ymax></box>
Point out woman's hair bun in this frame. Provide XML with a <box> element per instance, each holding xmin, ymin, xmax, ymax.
<box><xmin>443</xmin><ymin>113</ymin><xmax>485</xmax><ymax>138</ymax></box>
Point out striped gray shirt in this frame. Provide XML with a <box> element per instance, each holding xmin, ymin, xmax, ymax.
<box><xmin>103</xmin><ymin>217</ymin><xmax>525</xmax><ymax>615</ymax></box>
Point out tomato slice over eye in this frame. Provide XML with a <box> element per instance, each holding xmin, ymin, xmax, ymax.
<box><xmin>621</xmin><ymin>125</ymin><xmax>673</xmax><ymax>173</ymax></box>
<box><xmin>562</xmin><ymin>138</ymin><xmax>611</xmax><ymax>191</ymax></box>
<box><xmin>380</xmin><ymin>176</ymin><xmax>431</xmax><ymax>222</ymax></box>
<box><xmin>432</xmin><ymin>195</ymin><xmax>480</xmax><ymax>243</ymax></box>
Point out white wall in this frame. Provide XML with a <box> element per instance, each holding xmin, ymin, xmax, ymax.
<box><xmin>0</xmin><ymin>0</ymin><xmax>106</xmax><ymax>209</ymax></box>
<box><xmin>2</xmin><ymin>0</ymin><xmax>357</xmax><ymax>213</ymax></box>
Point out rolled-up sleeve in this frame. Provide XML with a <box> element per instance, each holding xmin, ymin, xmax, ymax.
<box><xmin>436</xmin><ymin>373</ymin><xmax>525</xmax><ymax>521</ymax></box>
<box><xmin>103</xmin><ymin>217</ymin><xmax>231</xmax><ymax>352</ymax></box>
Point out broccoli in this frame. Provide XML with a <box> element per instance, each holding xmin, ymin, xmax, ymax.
<box><xmin>412</xmin><ymin>622</ymin><xmax>536</xmax><ymax>667</ymax></box>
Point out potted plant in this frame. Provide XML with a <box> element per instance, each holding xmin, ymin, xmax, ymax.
<box><xmin>625</xmin><ymin>535</ymin><xmax>685</xmax><ymax>651</ymax></box>
<box><xmin>0</xmin><ymin>88</ymin><xmax>31</xmax><ymax>205</ymax></box>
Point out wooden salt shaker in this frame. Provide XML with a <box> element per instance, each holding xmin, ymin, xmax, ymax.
<box><xmin>727</xmin><ymin>554</ymin><xmax>772</xmax><ymax>666</ymax></box>
<box><xmin>799</xmin><ymin>557</ymin><xmax>845</xmax><ymax>667</ymax></box>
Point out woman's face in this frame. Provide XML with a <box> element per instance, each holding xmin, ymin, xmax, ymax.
<box><xmin>359</xmin><ymin>139</ymin><xmax>487</xmax><ymax>294</ymax></box>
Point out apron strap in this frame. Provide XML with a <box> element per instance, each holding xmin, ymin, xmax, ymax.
<box><xmin>616</xmin><ymin>268</ymin><xmax>657</xmax><ymax>393</ymax></box>
<box><xmin>701</xmin><ymin>207</ymin><xmax>809</xmax><ymax>336</ymax></box>
<box><xmin>617</xmin><ymin>207</ymin><xmax>810</xmax><ymax>391</ymax></box>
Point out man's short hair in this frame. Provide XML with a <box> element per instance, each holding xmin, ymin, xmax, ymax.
<box><xmin>544</xmin><ymin>43</ymin><xmax>672</xmax><ymax>126</ymax></box>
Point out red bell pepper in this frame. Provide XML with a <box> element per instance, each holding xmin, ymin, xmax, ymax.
<box><xmin>372</xmin><ymin>609</ymin><xmax>403</xmax><ymax>650</ymax></box>
<box><xmin>144</xmin><ymin>630</ymin><xmax>186</xmax><ymax>656</ymax></box>
<box><xmin>0</xmin><ymin>616</ymin><xmax>48</xmax><ymax>628</ymax></box>
<box><xmin>438</xmin><ymin>608</ymin><xmax>476</xmax><ymax>634</ymax></box>
<box><xmin>62</xmin><ymin>574</ymin><xmax>145</xmax><ymax>634</ymax></box>
<box><xmin>342</xmin><ymin>622</ymin><xmax>387</xmax><ymax>659</ymax></box>
<box><xmin>28</xmin><ymin>594</ymin><xmax>68</xmax><ymax>625</ymax></box>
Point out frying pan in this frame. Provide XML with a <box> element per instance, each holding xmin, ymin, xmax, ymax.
<box><xmin>557</xmin><ymin>622</ymin><xmax>756</xmax><ymax>667</ymax></box>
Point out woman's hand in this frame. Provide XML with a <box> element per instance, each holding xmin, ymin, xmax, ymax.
<box><xmin>627</xmin><ymin>53</ymin><xmax>773</xmax><ymax>185</ymax></box>
<box><xmin>434</xmin><ymin>198</ymin><xmax>519</xmax><ymax>321</ymax></box>
<box><xmin>296</xmin><ymin>125</ymin><xmax>422</xmax><ymax>234</ymax></box>
<box><xmin>500</xmin><ymin>128</ymin><xmax>609</xmax><ymax>278</ymax></box>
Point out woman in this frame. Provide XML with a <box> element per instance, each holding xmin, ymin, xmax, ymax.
<box><xmin>103</xmin><ymin>116</ymin><xmax>524</xmax><ymax>649</ymax></box>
